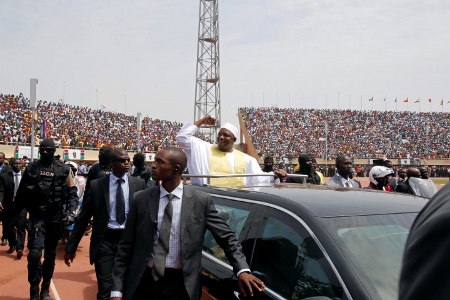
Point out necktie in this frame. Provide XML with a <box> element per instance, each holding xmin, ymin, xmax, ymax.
<box><xmin>116</xmin><ymin>178</ymin><xmax>126</xmax><ymax>225</ymax></box>
<box><xmin>14</xmin><ymin>174</ymin><xmax>20</xmax><ymax>198</ymax></box>
<box><xmin>152</xmin><ymin>193</ymin><xmax>174</xmax><ymax>281</ymax></box>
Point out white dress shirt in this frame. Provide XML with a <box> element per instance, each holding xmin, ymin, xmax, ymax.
<box><xmin>337</xmin><ymin>173</ymin><xmax>352</xmax><ymax>188</ymax></box>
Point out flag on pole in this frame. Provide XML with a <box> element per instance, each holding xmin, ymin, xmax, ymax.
<box><xmin>394</xmin><ymin>97</ymin><xmax>397</xmax><ymax>102</ymax></box>
<box><xmin>383</xmin><ymin>96</ymin><xmax>386</xmax><ymax>101</ymax></box>
<box><xmin>447</xmin><ymin>100</ymin><xmax>450</xmax><ymax>104</ymax></box>
<box><xmin>100</xmin><ymin>104</ymin><xmax>111</xmax><ymax>110</ymax></box>
<box><xmin>428</xmin><ymin>98</ymin><xmax>432</xmax><ymax>103</ymax></box>
<box><xmin>403</xmin><ymin>98</ymin><xmax>408</xmax><ymax>102</ymax></box>
<box><xmin>440</xmin><ymin>99</ymin><xmax>444</xmax><ymax>105</ymax></box>
<box><xmin>369</xmin><ymin>97</ymin><xmax>373</xmax><ymax>101</ymax></box>
<box><xmin>414</xmin><ymin>98</ymin><xmax>420</xmax><ymax>103</ymax></box>
<box><xmin>41</xmin><ymin>120</ymin><xmax>48</xmax><ymax>139</ymax></box>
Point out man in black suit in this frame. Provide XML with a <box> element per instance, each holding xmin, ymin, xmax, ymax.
<box><xmin>0</xmin><ymin>152</ymin><xmax>10</xmax><ymax>174</ymax></box>
<box><xmin>0</xmin><ymin>151</ymin><xmax>11</xmax><ymax>246</ymax></box>
<box><xmin>111</xmin><ymin>147</ymin><xmax>265</xmax><ymax>300</ymax></box>
<box><xmin>395</xmin><ymin>167</ymin><xmax>421</xmax><ymax>195</ymax></box>
<box><xmin>399</xmin><ymin>182</ymin><xmax>450</xmax><ymax>299</ymax></box>
<box><xmin>84</xmin><ymin>145</ymin><xmax>113</xmax><ymax>196</ymax></box>
<box><xmin>64</xmin><ymin>148</ymin><xmax>147</xmax><ymax>300</ymax></box>
<box><xmin>0</xmin><ymin>158</ymin><xmax>26</xmax><ymax>257</ymax></box>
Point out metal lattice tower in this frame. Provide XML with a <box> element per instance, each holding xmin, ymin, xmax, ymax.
<box><xmin>194</xmin><ymin>0</ymin><xmax>221</xmax><ymax>138</ymax></box>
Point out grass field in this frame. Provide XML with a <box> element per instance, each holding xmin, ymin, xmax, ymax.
<box><xmin>432</xmin><ymin>178</ymin><xmax>449</xmax><ymax>185</ymax></box>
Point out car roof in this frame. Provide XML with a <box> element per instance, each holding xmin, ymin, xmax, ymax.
<box><xmin>190</xmin><ymin>183</ymin><xmax>428</xmax><ymax>218</ymax></box>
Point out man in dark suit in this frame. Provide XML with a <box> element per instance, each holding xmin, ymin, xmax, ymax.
<box><xmin>0</xmin><ymin>152</ymin><xmax>11</xmax><ymax>174</ymax></box>
<box><xmin>64</xmin><ymin>148</ymin><xmax>147</xmax><ymax>300</ymax></box>
<box><xmin>84</xmin><ymin>145</ymin><xmax>113</xmax><ymax>197</ymax></box>
<box><xmin>324</xmin><ymin>155</ymin><xmax>361</xmax><ymax>188</ymax></box>
<box><xmin>399</xmin><ymin>182</ymin><xmax>450</xmax><ymax>299</ymax></box>
<box><xmin>111</xmin><ymin>147</ymin><xmax>265</xmax><ymax>300</ymax></box>
<box><xmin>0</xmin><ymin>158</ymin><xmax>26</xmax><ymax>257</ymax></box>
<box><xmin>0</xmin><ymin>151</ymin><xmax>12</xmax><ymax>246</ymax></box>
<box><xmin>395</xmin><ymin>167</ymin><xmax>421</xmax><ymax>195</ymax></box>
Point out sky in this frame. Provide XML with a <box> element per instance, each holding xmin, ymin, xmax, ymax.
<box><xmin>2</xmin><ymin>0</ymin><xmax>450</xmax><ymax>127</ymax></box>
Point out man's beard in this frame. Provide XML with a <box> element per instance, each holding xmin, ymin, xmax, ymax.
<box><xmin>263</xmin><ymin>166</ymin><xmax>274</xmax><ymax>172</ymax></box>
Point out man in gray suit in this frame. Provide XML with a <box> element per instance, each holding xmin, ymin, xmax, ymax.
<box><xmin>111</xmin><ymin>147</ymin><xmax>265</xmax><ymax>300</ymax></box>
<box><xmin>324</xmin><ymin>155</ymin><xmax>361</xmax><ymax>188</ymax></box>
<box><xmin>64</xmin><ymin>148</ymin><xmax>147</xmax><ymax>300</ymax></box>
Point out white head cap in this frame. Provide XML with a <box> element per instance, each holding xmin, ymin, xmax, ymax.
<box><xmin>220</xmin><ymin>123</ymin><xmax>239</xmax><ymax>139</ymax></box>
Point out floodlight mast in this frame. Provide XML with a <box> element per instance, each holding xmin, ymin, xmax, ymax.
<box><xmin>194</xmin><ymin>0</ymin><xmax>221</xmax><ymax>140</ymax></box>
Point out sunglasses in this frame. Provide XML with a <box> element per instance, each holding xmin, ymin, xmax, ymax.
<box><xmin>115</xmin><ymin>157</ymin><xmax>130</xmax><ymax>163</ymax></box>
<box><xmin>39</xmin><ymin>147</ymin><xmax>54</xmax><ymax>152</ymax></box>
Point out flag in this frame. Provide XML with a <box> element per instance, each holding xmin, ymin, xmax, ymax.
<box><xmin>394</xmin><ymin>97</ymin><xmax>397</xmax><ymax>102</ymax></box>
<box><xmin>448</xmin><ymin>100</ymin><xmax>450</xmax><ymax>104</ymax></box>
<box><xmin>369</xmin><ymin>97</ymin><xmax>373</xmax><ymax>101</ymax></box>
<box><xmin>383</xmin><ymin>96</ymin><xmax>386</xmax><ymax>102</ymax></box>
<box><xmin>100</xmin><ymin>104</ymin><xmax>110</xmax><ymax>110</ymax></box>
<box><xmin>440</xmin><ymin>99</ymin><xmax>444</xmax><ymax>105</ymax></box>
<box><xmin>80</xmin><ymin>150</ymin><xmax>85</xmax><ymax>160</ymax></box>
<box><xmin>63</xmin><ymin>149</ymin><xmax>69</xmax><ymax>160</ymax></box>
<box><xmin>403</xmin><ymin>98</ymin><xmax>408</xmax><ymax>102</ymax></box>
<box><xmin>428</xmin><ymin>98</ymin><xmax>432</xmax><ymax>103</ymax></box>
<box><xmin>414</xmin><ymin>98</ymin><xmax>420</xmax><ymax>103</ymax></box>
<box><xmin>40</xmin><ymin>120</ymin><xmax>48</xmax><ymax>139</ymax></box>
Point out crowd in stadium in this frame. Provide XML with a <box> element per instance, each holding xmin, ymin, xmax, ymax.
<box><xmin>240</xmin><ymin>107</ymin><xmax>450</xmax><ymax>160</ymax></box>
<box><xmin>0</xmin><ymin>93</ymin><xmax>213</xmax><ymax>152</ymax></box>
<box><xmin>2</xmin><ymin>93</ymin><xmax>450</xmax><ymax>162</ymax></box>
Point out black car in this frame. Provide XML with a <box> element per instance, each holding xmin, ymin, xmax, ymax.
<box><xmin>195</xmin><ymin>183</ymin><xmax>428</xmax><ymax>300</ymax></box>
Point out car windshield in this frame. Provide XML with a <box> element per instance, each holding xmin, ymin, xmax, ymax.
<box><xmin>321</xmin><ymin>213</ymin><xmax>417</xmax><ymax>300</ymax></box>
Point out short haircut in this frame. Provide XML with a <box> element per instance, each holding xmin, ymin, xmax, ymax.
<box><xmin>100</xmin><ymin>146</ymin><xmax>113</xmax><ymax>155</ymax></box>
<box><xmin>336</xmin><ymin>155</ymin><xmax>349</xmax><ymax>166</ymax></box>
<box><xmin>383</xmin><ymin>160</ymin><xmax>393</xmax><ymax>166</ymax></box>
<box><xmin>162</xmin><ymin>147</ymin><xmax>187</xmax><ymax>171</ymax></box>
<box><xmin>111</xmin><ymin>148</ymin><xmax>127</xmax><ymax>161</ymax></box>
<box><xmin>9</xmin><ymin>158</ymin><xmax>21</xmax><ymax>164</ymax></box>
<box><xmin>133</xmin><ymin>153</ymin><xmax>145</xmax><ymax>163</ymax></box>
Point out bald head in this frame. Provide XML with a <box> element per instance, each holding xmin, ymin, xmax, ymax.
<box><xmin>161</xmin><ymin>147</ymin><xmax>187</xmax><ymax>174</ymax></box>
<box><xmin>407</xmin><ymin>168</ymin><xmax>421</xmax><ymax>179</ymax></box>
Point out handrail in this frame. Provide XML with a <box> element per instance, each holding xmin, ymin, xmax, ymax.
<box><xmin>181</xmin><ymin>173</ymin><xmax>307</xmax><ymax>185</ymax></box>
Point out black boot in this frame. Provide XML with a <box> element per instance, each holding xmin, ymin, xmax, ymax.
<box><xmin>40</xmin><ymin>281</ymin><xmax>53</xmax><ymax>300</ymax></box>
<box><xmin>30</xmin><ymin>285</ymin><xmax>40</xmax><ymax>300</ymax></box>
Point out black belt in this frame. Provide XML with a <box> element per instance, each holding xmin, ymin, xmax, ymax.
<box><xmin>145</xmin><ymin>267</ymin><xmax>183</xmax><ymax>278</ymax></box>
<box><xmin>103</xmin><ymin>228</ymin><xmax>124</xmax><ymax>239</ymax></box>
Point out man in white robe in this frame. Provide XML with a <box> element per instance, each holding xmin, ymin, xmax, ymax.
<box><xmin>176</xmin><ymin>115</ymin><xmax>286</xmax><ymax>187</ymax></box>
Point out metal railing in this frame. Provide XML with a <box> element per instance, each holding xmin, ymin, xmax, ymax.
<box><xmin>181</xmin><ymin>173</ymin><xmax>307</xmax><ymax>185</ymax></box>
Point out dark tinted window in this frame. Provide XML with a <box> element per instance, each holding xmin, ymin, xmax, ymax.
<box><xmin>322</xmin><ymin>213</ymin><xmax>417</xmax><ymax>300</ymax></box>
<box><xmin>250</xmin><ymin>207</ymin><xmax>343</xmax><ymax>299</ymax></box>
<box><xmin>203</xmin><ymin>197</ymin><xmax>253</xmax><ymax>263</ymax></box>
